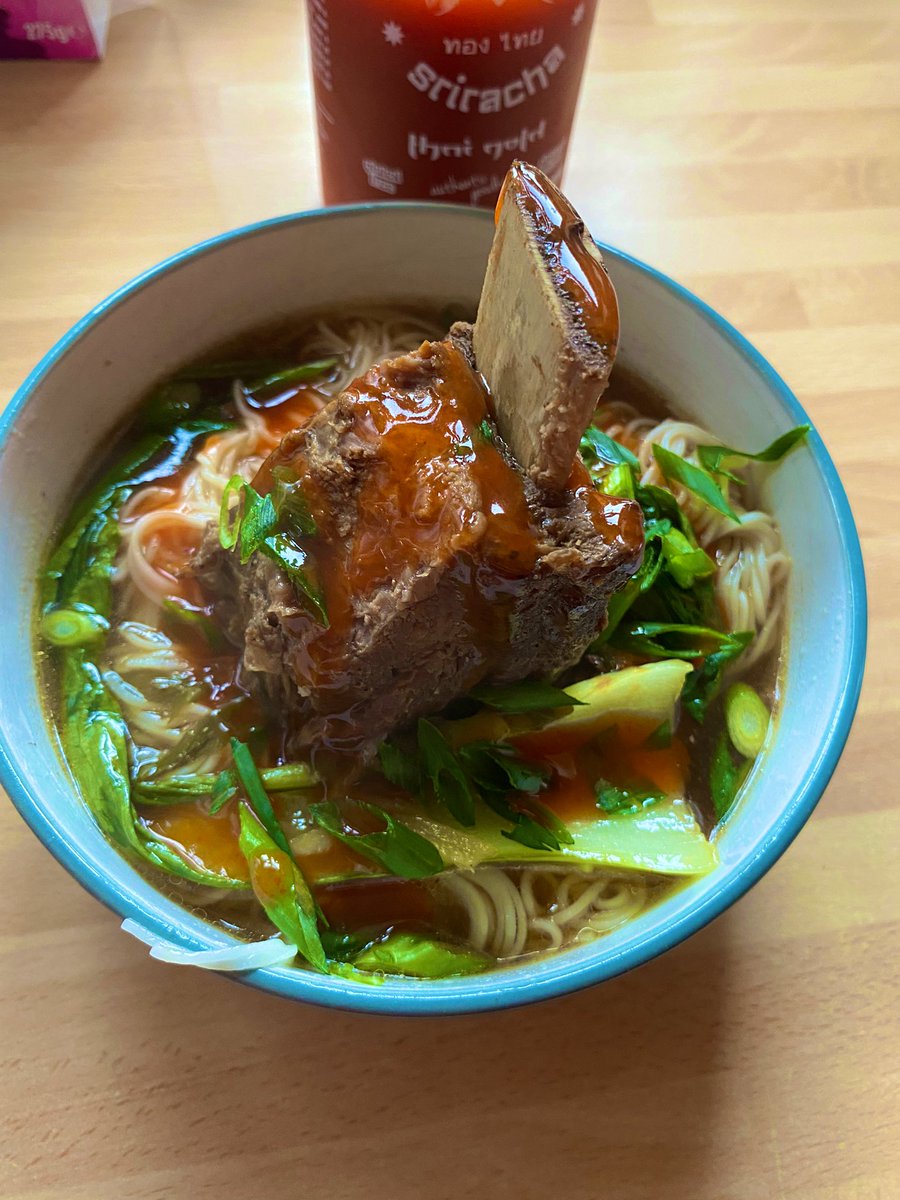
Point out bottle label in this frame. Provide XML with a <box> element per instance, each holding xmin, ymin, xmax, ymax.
<box><xmin>308</xmin><ymin>0</ymin><xmax>597</xmax><ymax>206</ymax></box>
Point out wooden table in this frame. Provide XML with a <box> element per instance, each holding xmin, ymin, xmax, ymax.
<box><xmin>1</xmin><ymin>3</ymin><xmax>896</xmax><ymax>1197</ymax></box>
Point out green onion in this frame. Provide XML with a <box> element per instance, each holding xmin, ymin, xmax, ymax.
<box><xmin>652</xmin><ymin>444</ymin><xmax>739</xmax><ymax>522</ymax></box>
<box><xmin>148</xmin><ymin>715</ymin><xmax>222</xmax><ymax>778</ymax></box>
<box><xmin>238</xmin><ymin>806</ymin><xmax>326</xmax><ymax>972</ymax></box>
<box><xmin>724</xmin><ymin>683</ymin><xmax>769</xmax><ymax>758</ymax></box>
<box><xmin>175</xmin><ymin>357</ymin><xmax>287</xmax><ymax>381</ymax></box>
<box><xmin>470</xmin><ymin>681</ymin><xmax>584</xmax><ymax>713</ymax></box>
<box><xmin>246</xmin><ymin>358</ymin><xmax>337</xmax><ymax>396</ymax></box>
<box><xmin>595</xmin><ymin>780</ymin><xmax>664</xmax><ymax>816</ymax></box>
<box><xmin>658</xmin><ymin>527</ymin><xmax>716</xmax><ymax>589</ymax></box>
<box><xmin>698</xmin><ymin>426</ymin><xmax>810</xmax><ymax>478</ymax></box>
<box><xmin>270</xmin><ymin>467</ymin><xmax>318</xmax><ymax>537</ymax></box>
<box><xmin>218</xmin><ymin>474</ymin><xmax>246</xmax><ymax>551</ymax></box>
<box><xmin>602</xmin><ymin>461</ymin><xmax>635</xmax><ymax>499</ymax></box>
<box><xmin>161</xmin><ymin>598</ymin><xmax>227</xmax><ymax>651</ymax></box>
<box><xmin>230</xmin><ymin>737</ymin><xmax>293</xmax><ymax>856</ymax></box>
<box><xmin>41</xmin><ymin>606</ymin><xmax>109</xmax><ymax>648</ymax></box>
<box><xmin>710</xmin><ymin>731</ymin><xmax>748</xmax><ymax>821</ymax></box>
<box><xmin>136</xmin><ymin>761</ymin><xmax>318</xmax><ymax>804</ymax></box>
<box><xmin>141</xmin><ymin>380</ymin><xmax>204</xmax><ymax>430</ymax></box>
<box><xmin>238</xmin><ymin>492</ymin><xmax>277</xmax><ymax>564</ymax></box>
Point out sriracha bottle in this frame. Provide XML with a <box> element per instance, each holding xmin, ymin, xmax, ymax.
<box><xmin>305</xmin><ymin>0</ymin><xmax>598</xmax><ymax>207</ymax></box>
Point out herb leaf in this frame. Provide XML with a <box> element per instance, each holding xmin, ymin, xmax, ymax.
<box><xmin>377</xmin><ymin>741</ymin><xmax>423</xmax><ymax>795</ymax></box>
<box><xmin>260</xmin><ymin>534</ymin><xmax>328</xmax><ymax>627</ymax></box>
<box><xmin>580</xmin><ymin>426</ymin><xmax>640</xmax><ymax>471</ymax></box>
<box><xmin>416</xmin><ymin>719</ymin><xmax>476</xmax><ymax>827</ymax></box>
<box><xmin>698</xmin><ymin>425</ymin><xmax>809</xmax><ymax>477</ymax></box>
<box><xmin>455</xmin><ymin>743</ymin><xmax>566</xmax><ymax>851</ymax></box>
<box><xmin>470</xmin><ymin>681</ymin><xmax>584</xmax><ymax>713</ymax></box>
<box><xmin>652</xmin><ymin>444</ymin><xmax>739</xmax><ymax>521</ymax></box>
<box><xmin>457</xmin><ymin>741</ymin><xmax>549</xmax><ymax>796</ymax></box>
<box><xmin>310</xmin><ymin>800</ymin><xmax>444</xmax><ymax>879</ymax></box>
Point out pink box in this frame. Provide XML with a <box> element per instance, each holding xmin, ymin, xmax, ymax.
<box><xmin>0</xmin><ymin>0</ymin><xmax>110</xmax><ymax>59</ymax></box>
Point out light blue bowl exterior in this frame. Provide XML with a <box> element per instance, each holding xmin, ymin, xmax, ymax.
<box><xmin>0</xmin><ymin>205</ymin><xmax>867</xmax><ymax>1015</ymax></box>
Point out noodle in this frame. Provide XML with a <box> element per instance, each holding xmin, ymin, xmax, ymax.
<box><xmin>441</xmin><ymin>865</ymin><xmax>650</xmax><ymax>959</ymax></box>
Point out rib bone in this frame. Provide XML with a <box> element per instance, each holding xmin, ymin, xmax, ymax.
<box><xmin>473</xmin><ymin>162</ymin><xmax>619</xmax><ymax>491</ymax></box>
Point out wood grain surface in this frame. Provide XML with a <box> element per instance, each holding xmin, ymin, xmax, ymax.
<box><xmin>0</xmin><ymin>2</ymin><xmax>897</xmax><ymax>1197</ymax></box>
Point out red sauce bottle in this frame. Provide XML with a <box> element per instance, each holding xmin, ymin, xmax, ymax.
<box><xmin>306</xmin><ymin>0</ymin><xmax>598</xmax><ymax>207</ymax></box>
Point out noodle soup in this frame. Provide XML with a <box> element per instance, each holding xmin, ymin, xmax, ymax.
<box><xmin>39</xmin><ymin>307</ymin><xmax>803</xmax><ymax>981</ymax></box>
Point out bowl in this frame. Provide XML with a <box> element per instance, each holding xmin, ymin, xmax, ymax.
<box><xmin>0</xmin><ymin>205</ymin><xmax>867</xmax><ymax>1015</ymax></box>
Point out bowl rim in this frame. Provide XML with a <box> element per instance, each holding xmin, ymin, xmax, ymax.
<box><xmin>0</xmin><ymin>203</ymin><xmax>868</xmax><ymax>1015</ymax></box>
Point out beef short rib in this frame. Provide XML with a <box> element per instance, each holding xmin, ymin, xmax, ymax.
<box><xmin>196</xmin><ymin>337</ymin><xmax>643</xmax><ymax>754</ymax></box>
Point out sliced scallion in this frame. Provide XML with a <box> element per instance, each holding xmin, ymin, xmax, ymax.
<box><xmin>41</xmin><ymin>606</ymin><xmax>109</xmax><ymax>648</ymax></box>
<box><xmin>724</xmin><ymin>682</ymin><xmax>769</xmax><ymax>758</ymax></box>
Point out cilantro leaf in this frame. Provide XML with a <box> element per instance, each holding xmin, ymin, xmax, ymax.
<box><xmin>457</xmin><ymin>741</ymin><xmax>549</xmax><ymax>796</ymax></box>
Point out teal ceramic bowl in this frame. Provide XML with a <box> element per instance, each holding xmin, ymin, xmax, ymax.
<box><xmin>0</xmin><ymin>206</ymin><xmax>866</xmax><ymax>1014</ymax></box>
